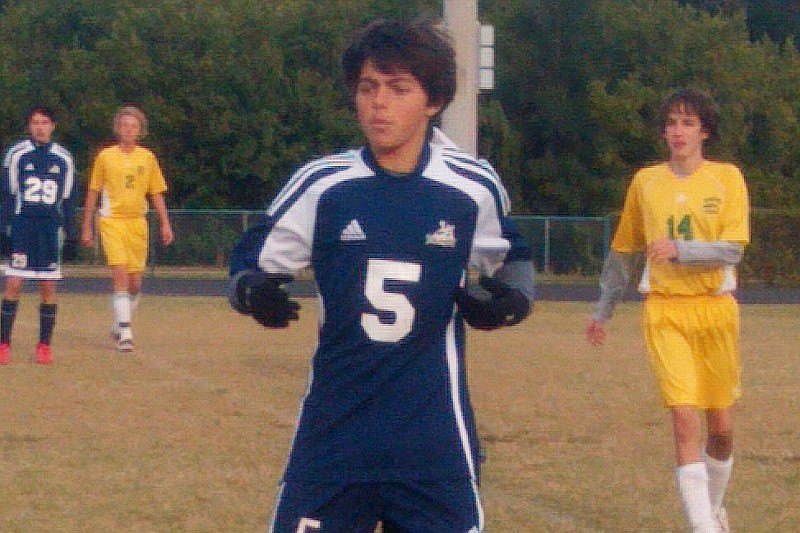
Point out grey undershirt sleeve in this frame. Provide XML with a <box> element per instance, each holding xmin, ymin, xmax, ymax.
<box><xmin>468</xmin><ymin>260</ymin><xmax>536</xmax><ymax>305</ymax></box>
<box><xmin>493</xmin><ymin>259</ymin><xmax>536</xmax><ymax>305</ymax></box>
<box><xmin>592</xmin><ymin>241</ymin><xmax>743</xmax><ymax>321</ymax></box>
<box><xmin>592</xmin><ymin>250</ymin><xmax>641</xmax><ymax>322</ymax></box>
<box><xmin>674</xmin><ymin>240</ymin><xmax>744</xmax><ymax>266</ymax></box>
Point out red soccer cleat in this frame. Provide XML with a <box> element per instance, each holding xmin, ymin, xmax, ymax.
<box><xmin>0</xmin><ymin>343</ymin><xmax>9</xmax><ymax>365</ymax></box>
<box><xmin>35</xmin><ymin>342</ymin><xmax>52</xmax><ymax>365</ymax></box>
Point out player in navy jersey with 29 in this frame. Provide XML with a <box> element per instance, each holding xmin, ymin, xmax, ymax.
<box><xmin>230</xmin><ymin>19</ymin><xmax>534</xmax><ymax>533</ymax></box>
<box><xmin>0</xmin><ymin>106</ymin><xmax>76</xmax><ymax>364</ymax></box>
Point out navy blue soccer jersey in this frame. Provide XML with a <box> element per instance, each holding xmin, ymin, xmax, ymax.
<box><xmin>231</xmin><ymin>134</ymin><xmax>530</xmax><ymax>484</ymax></box>
<box><xmin>2</xmin><ymin>139</ymin><xmax>76</xmax><ymax>278</ymax></box>
<box><xmin>3</xmin><ymin>139</ymin><xmax>75</xmax><ymax>223</ymax></box>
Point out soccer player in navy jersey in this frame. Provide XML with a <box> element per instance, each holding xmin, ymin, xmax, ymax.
<box><xmin>0</xmin><ymin>106</ymin><xmax>77</xmax><ymax>364</ymax></box>
<box><xmin>229</xmin><ymin>18</ymin><xmax>534</xmax><ymax>533</ymax></box>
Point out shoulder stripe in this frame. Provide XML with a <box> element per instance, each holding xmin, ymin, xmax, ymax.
<box><xmin>50</xmin><ymin>143</ymin><xmax>73</xmax><ymax>163</ymax></box>
<box><xmin>267</xmin><ymin>151</ymin><xmax>363</xmax><ymax>218</ymax></box>
<box><xmin>3</xmin><ymin>140</ymin><xmax>34</xmax><ymax>168</ymax></box>
<box><xmin>5</xmin><ymin>142</ymin><xmax>36</xmax><ymax>196</ymax></box>
<box><xmin>441</xmin><ymin>153</ymin><xmax>511</xmax><ymax>215</ymax></box>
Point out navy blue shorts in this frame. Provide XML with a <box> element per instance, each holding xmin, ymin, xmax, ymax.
<box><xmin>269</xmin><ymin>479</ymin><xmax>484</xmax><ymax>533</ymax></box>
<box><xmin>6</xmin><ymin>217</ymin><xmax>62</xmax><ymax>279</ymax></box>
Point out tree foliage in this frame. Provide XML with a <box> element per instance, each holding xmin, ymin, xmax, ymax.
<box><xmin>482</xmin><ymin>0</ymin><xmax>800</xmax><ymax>213</ymax></box>
<box><xmin>0</xmin><ymin>0</ymin><xmax>444</xmax><ymax>207</ymax></box>
<box><xmin>1</xmin><ymin>0</ymin><xmax>799</xmax><ymax>215</ymax></box>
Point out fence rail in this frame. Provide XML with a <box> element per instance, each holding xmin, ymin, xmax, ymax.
<box><xmin>76</xmin><ymin>209</ymin><xmax>800</xmax><ymax>285</ymax></box>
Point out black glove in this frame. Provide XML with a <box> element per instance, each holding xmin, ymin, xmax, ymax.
<box><xmin>455</xmin><ymin>275</ymin><xmax>530</xmax><ymax>330</ymax></box>
<box><xmin>231</xmin><ymin>271</ymin><xmax>300</xmax><ymax>328</ymax></box>
<box><xmin>62</xmin><ymin>239</ymin><xmax>78</xmax><ymax>261</ymax></box>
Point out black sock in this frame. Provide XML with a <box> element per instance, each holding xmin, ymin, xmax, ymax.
<box><xmin>40</xmin><ymin>303</ymin><xmax>57</xmax><ymax>344</ymax></box>
<box><xmin>1</xmin><ymin>299</ymin><xmax>19</xmax><ymax>344</ymax></box>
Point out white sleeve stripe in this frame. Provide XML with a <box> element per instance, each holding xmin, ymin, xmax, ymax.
<box><xmin>268</xmin><ymin>153</ymin><xmax>359</xmax><ymax>216</ymax></box>
<box><xmin>439</xmin><ymin>152</ymin><xmax>511</xmax><ymax>214</ymax></box>
<box><xmin>269</xmin><ymin>158</ymin><xmax>332</xmax><ymax>209</ymax></box>
<box><xmin>440</xmin><ymin>158</ymin><xmax>511</xmax><ymax>215</ymax></box>
<box><xmin>7</xmin><ymin>147</ymin><xmax>33</xmax><ymax>196</ymax></box>
<box><xmin>3</xmin><ymin>140</ymin><xmax>32</xmax><ymax>167</ymax></box>
<box><xmin>52</xmin><ymin>144</ymin><xmax>75</xmax><ymax>199</ymax></box>
<box><xmin>267</xmin><ymin>163</ymin><xmax>352</xmax><ymax>218</ymax></box>
<box><xmin>445</xmin><ymin>313</ymin><xmax>479</xmax><ymax>481</ymax></box>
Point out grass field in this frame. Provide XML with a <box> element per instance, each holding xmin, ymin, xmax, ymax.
<box><xmin>1</xmin><ymin>296</ymin><xmax>798</xmax><ymax>532</ymax></box>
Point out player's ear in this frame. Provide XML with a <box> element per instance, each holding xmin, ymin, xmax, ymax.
<box><xmin>425</xmin><ymin>94</ymin><xmax>444</xmax><ymax>119</ymax></box>
<box><xmin>426</xmin><ymin>106</ymin><xmax>443</xmax><ymax>123</ymax></box>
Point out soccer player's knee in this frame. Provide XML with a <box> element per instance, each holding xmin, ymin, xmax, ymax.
<box><xmin>706</xmin><ymin>430</ymin><xmax>733</xmax><ymax>458</ymax></box>
<box><xmin>708</xmin><ymin>429</ymin><xmax>732</xmax><ymax>444</ymax></box>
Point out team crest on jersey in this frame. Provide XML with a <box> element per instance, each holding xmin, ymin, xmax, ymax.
<box><xmin>11</xmin><ymin>253</ymin><xmax>28</xmax><ymax>269</ymax></box>
<box><xmin>340</xmin><ymin>219</ymin><xmax>366</xmax><ymax>242</ymax></box>
<box><xmin>425</xmin><ymin>220</ymin><xmax>456</xmax><ymax>248</ymax></box>
<box><xmin>676</xmin><ymin>192</ymin><xmax>687</xmax><ymax>204</ymax></box>
<box><xmin>24</xmin><ymin>163</ymin><xmax>34</xmax><ymax>171</ymax></box>
<box><xmin>703</xmin><ymin>196</ymin><xmax>721</xmax><ymax>214</ymax></box>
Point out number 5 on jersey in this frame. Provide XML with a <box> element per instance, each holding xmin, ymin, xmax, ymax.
<box><xmin>362</xmin><ymin>258</ymin><xmax>421</xmax><ymax>343</ymax></box>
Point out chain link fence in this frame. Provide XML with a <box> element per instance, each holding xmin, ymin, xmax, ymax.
<box><xmin>76</xmin><ymin>209</ymin><xmax>800</xmax><ymax>285</ymax></box>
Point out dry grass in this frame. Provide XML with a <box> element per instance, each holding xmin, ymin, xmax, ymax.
<box><xmin>1</xmin><ymin>297</ymin><xmax>797</xmax><ymax>532</ymax></box>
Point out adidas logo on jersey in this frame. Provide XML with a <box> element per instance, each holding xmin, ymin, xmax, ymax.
<box><xmin>49</xmin><ymin>164</ymin><xmax>61</xmax><ymax>174</ymax></box>
<box><xmin>340</xmin><ymin>219</ymin><xmax>366</xmax><ymax>242</ymax></box>
<box><xmin>425</xmin><ymin>220</ymin><xmax>456</xmax><ymax>248</ymax></box>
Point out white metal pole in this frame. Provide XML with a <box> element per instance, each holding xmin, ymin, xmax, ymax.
<box><xmin>441</xmin><ymin>0</ymin><xmax>478</xmax><ymax>156</ymax></box>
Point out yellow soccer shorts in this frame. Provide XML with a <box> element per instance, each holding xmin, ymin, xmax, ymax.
<box><xmin>642</xmin><ymin>294</ymin><xmax>741</xmax><ymax>409</ymax></box>
<box><xmin>98</xmin><ymin>217</ymin><xmax>149</xmax><ymax>273</ymax></box>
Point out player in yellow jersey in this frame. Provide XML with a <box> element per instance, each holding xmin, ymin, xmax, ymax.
<box><xmin>587</xmin><ymin>88</ymin><xmax>749</xmax><ymax>533</ymax></box>
<box><xmin>80</xmin><ymin>106</ymin><xmax>175</xmax><ymax>352</ymax></box>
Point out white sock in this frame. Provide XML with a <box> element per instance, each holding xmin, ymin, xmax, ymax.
<box><xmin>113</xmin><ymin>292</ymin><xmax>132</xmax><ymax>339</ymax></box>
<box><xmin>704</xmin><ymin>450</ymin><xmax>733</xmax><ymax>512</ymax></box>
<box><xmin>676</xmin><ymin>462</ymin><xmax>716</xmax><ymax>532</ymax></box>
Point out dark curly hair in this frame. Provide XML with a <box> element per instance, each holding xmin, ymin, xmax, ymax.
<box><xmin>659</xmin><ymin>87</ymin><xmax>720</xmax><ymax>143</ymax></box>
<box><xmin>342</xmin><ymin>18</ymin><xmax>457</xmax><ymax>113</ymax></box>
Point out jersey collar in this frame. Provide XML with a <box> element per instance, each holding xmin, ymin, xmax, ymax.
<box><xmin>361</xmin><ymin>131</ymin><xmax>433</xmax><ymax>179</ymax></box>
